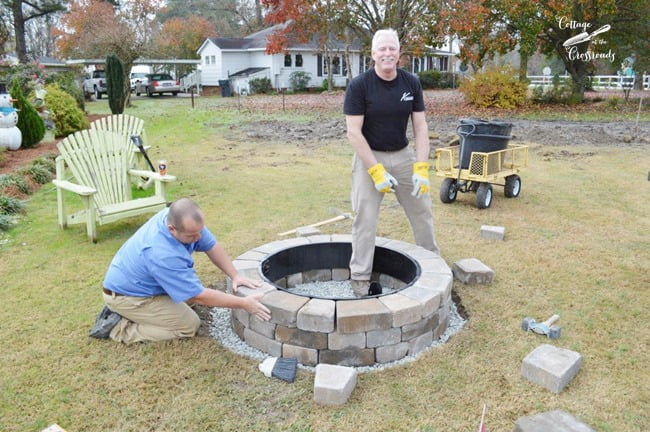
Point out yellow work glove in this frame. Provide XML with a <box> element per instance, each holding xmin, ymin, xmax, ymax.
<box><xmin>411</xmin><ymin>162</ymin><xmax>430</xmax><ymax>198</ymax></box>
<box><xmin>367</xmin><ymin>163</ymin><xmax>398</xmax><ymax>193</ymax></box>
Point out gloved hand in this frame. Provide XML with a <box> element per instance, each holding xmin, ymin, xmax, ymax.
<box><xmin>411</xmin><ymin>162</ymin><xmax>430</xmax><ymax>198</ymax></box>
<box><xmin>368</xmin><ymin>163</ymin><xmax>398</xmax><ymax>193</ymax></box>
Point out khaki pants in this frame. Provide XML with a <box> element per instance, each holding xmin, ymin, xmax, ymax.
<box><xmin>104</xmin><ymin>292</ymin><xmax>200</xmax><ymax>344</ymax></box>
<box><xmin>350</xmin><ymin>147</ymin><xmax>440</xmax><ymax>281</ymax></box>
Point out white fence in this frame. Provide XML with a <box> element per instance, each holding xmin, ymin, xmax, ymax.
<box><xmin>527</xmin><ymin>74</ymin><xmax>649</xmax><ymax>90</ymax></box>
<box><xmin>180</xmin><ymin>70</ymin><xmax>202</xmax><ymax>94</ymax></box>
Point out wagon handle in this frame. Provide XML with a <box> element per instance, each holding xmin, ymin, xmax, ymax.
<box><xmin>456</xmin><ymin>123</ymin><xmax>476</xmax><ymax>137</ymax></box>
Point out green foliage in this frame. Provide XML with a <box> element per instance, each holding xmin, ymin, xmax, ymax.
<box><xmin>0</xmin><ymin>147</ymin><xmax>5</xmax><ymax>164</ymax></box>
<box><xmin>0</xmin><ymin>214</ymin><xmax>12</xmax><ymax>231</ymax></box>
<box><xmin>530</xmin><ymin>74</ymin><xmax>573</xmax><ymax>104</ymax></box>
<box><xmin>321</xmin><ymin>79</ymin><xmax>329</xmax><ymax>91</ymax></box>
<box><xmin>0</xmin><ymin>195</ymin><xmax>25</xmax><ymax>215</ymax></box>
<box><xmin>0</xmin><ymin>173</ymin><xmax>30</xmax><ymax>195</ymax></box>
<box><xmin>30</xmin><ymin>154</ymin><xmax>57</xmax><ymax>174</ymax></box>
<box><xmin>289</xmin><ymin>71</ymin><xmax>311</xmax><ymax>92</ymax></box>
<box><xmin>18</xmin><ymin>164</ymin><xmax>53</xmax><ymax>185</ymax></box>
<box><xmin>459</xmin><ymin>66</ymin><xmax>527</xmax><ymax>109</ymax></box>
<box><xmin>249</xmin><ymin>77</ymin><xmax>273</xmax><ymax>94</ymax></box>
<box><xmin>106</xmin><ymin>54</ymin><xmax>126</xmax><ymax>114</ymax></box>
<box><xmin>10</xmin><ymin>78</ymin><xmax>45</xmax><ymax>149</ymax></box>
<box><xmin>44</xmin><ymin>71</ymin><xmax>85</xmax><ymax>111</ymax></box>
<box><xmin>0</xmin><ymin>64</ymin><xmax>42</xmax><ymax>96</ymax></box>
<box><xmin>44</xmin><ymin>83</ymin><xmax>89</xmax><ymax>137</ymax></box>
<box><xmin>417</xmin><ymin>70</ymin><xmax>458</xmax><ymax>89</ymax></box>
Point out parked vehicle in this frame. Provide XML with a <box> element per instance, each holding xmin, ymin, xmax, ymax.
<box><xmin>82</xmin><ymin>70</ymin><xmax>107</xmax><ymax>100</ymax></box>
<box><xmin>130</xmin><ymin>72</ymin><xmax>149</xmax><ymax>91</ymax></box>
<box><xmin>135</xmin><ymin>73</ymin><xmax>180</xmax><ymax>97</ymax></box>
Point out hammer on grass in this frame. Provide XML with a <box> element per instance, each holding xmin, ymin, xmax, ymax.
<box><xmin>521</xmin><ymin>314</ymin><xmax>561</xmax><ymax>339</ymax></box>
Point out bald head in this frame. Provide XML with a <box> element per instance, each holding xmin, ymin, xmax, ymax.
<box><xmin>168</xmin><ymin>198</ymin><xmax>203</xmax><ymax>232</ymax></box>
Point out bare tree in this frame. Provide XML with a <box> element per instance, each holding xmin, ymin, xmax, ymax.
<box><xmin>3</xmin><ymin>0</ymin><xmax>65</xmax><ymax>63</ymax></box>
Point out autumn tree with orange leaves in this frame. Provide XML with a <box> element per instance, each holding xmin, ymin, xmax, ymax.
<box><xmin>437</xmin><ymin>0</ymin><xmax>648</xmax><ymax>100</ymax></box>
<box><xmin>56</xmin><ymin>0</ymin><xmax>163</xmax><ymax>104</ymax></box>
<box><xmin>155</xmin><ymin>16</ymin><xmax>216</xmax><ymax>76</ymax></box>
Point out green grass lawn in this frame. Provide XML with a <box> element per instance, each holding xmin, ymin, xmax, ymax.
<box><xmin>0</xmin><ymin>94</ymin><xmax>648</xmax><ymax>431</ymax></box>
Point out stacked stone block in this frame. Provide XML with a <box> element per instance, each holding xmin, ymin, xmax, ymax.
<box><xmin>229</xmin><ymin>235</ymin><xmax>453</xmax><ymax>366</ymax></box>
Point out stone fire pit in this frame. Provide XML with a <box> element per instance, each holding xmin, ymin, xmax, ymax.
<box><xmin>228</xmin><ymin>234</ymin><xmax>452</xmax><ymax>367</ymax></box>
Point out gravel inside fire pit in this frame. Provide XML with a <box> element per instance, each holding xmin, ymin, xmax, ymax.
<box><xmin>287</xmin><ymin>280</ymin><xmax>396</xmax><ymax>298</ymax></box>
<box><xmin>209</xmin><ymin>282</ymin><xmax>466</xmax><ymax>373</ymax></box>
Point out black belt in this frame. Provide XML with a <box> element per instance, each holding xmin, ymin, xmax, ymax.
<box><xmin>103</xmin><ymin>288</ymin><xmax>124</xmax><ymax>296</ymax></box>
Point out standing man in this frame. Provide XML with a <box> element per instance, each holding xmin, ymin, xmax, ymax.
<box><xmin>344</xmin><ymin>28</ymin><xmax>440</xmax><ymax>297</ymax></box>
<box><xmin>90</xmin><ymin>198</ymin><xmax>271</xmax><ymax>344</ymax></box>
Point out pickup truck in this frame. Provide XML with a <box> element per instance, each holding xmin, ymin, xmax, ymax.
<box><xmin>82</xmin><ymin>70</ymin><xmax>107</xmax><ymax>100</ymax></box>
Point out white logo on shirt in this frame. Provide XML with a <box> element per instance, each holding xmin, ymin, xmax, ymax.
<box><xmin>401</xmin><ymin>92</ymin><xmax>414</xmax><ymax>101</ymax></box>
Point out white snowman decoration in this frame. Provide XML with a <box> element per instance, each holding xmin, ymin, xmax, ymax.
<box><xmin>0</xmin><ymin>93</ymin><xmax>22</xmax><ymax>151</ymax></box>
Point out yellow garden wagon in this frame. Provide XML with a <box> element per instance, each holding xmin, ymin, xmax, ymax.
<box><xmin>434</xmin><ymin>120</ymin><xmax>529</xmax><ymax>209</ymax></box>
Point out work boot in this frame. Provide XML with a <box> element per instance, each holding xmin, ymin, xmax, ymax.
<box><xmin>89</xmin><ymin>305</ymin><xmax>122</xmax><ymax>339</ymax></box>
<box><xmin>351</xmin><ymin>280</ymin><xmax>370</xmax><ymax>298</ymax></box>
<box><xmin>368</xmin><ymin>281</ymin><xmax>383</xmax><ymax>296</ymax></box>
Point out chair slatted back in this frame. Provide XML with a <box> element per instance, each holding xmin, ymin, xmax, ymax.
<box><xmin>57</xmin><ymin>129</ymin><xmax>132</xmax><ymax>208</ymax></box>
<box><xmin>90</xmin><ymin>114</ymin><xmax>147</xmax><ymax>166</ymax></box>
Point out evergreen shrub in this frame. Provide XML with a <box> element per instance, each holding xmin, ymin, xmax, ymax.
<box><xmin>44</xmin><ymin>84</ymin><xmax>89</xmax><ymax>137</ymax></box>
<box><xmin>249</xmin><ymin>77</ymin><xmax>273</xmax><ymax>94</ymax></box>
<box><xmin>10</xmin><ymin>78</ymin><xmax>45</xmax><ymax>148</ymax></box>
<box><xmin>289</xmin><ymin>71</ymin><xmax>311</xmax><ymax>92</ymax></box>
<box><xmin>106</xmin><ymin>54</ymin><xmax>126</xmax><ymax>114</ymax></box>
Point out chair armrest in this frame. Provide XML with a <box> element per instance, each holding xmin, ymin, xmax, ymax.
<box><xmin>52</xmin><ymin>179</ymin><xmax>97</xmax><ymax>196</ymax></box>
<box><xmin>129</xmin><ymin>169</ymin><xmax>177</xmax><ymax>182</ymax></box>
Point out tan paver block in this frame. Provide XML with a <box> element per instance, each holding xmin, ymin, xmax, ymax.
<box><xmin>378</xmin><ymin>294</ymin><xmax>423</xmax><ymax>327</ymax></box>
<box><xmin>336</xmin><ymin>298</ymin><xmax>392</xmax><ymax>333</ymax></box>
<box><xmin>262</xmin><ymin>290</ymin><xmax>310</xmax><ymax>327</ymax></box>
<box><xmin>314</xmin><ymin>364</ymin><xmax>357</xmax><ymax>405</ymax></box>
<box><xmin>297</xmin><ymin>298</ymin><xmax>335</xmax><ymax>333</ymax></box>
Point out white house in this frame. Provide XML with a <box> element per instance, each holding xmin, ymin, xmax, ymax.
<box><xmin>195</xmin><ymin>23</ymin><xmax>460</xmax><ymax>94</ymax></box>
<box><xmin>196</xmin><ymin>23</ymin><xmax>366</xmax><ymax>93</ymax></box>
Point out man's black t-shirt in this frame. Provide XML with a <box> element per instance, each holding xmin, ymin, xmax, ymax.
<box><xmin>343</xmin><ymin>68</ymin><xmax>425</xmax><ymax>151</ymax></box>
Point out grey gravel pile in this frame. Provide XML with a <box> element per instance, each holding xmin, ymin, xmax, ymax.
<box><xmin>208</xmin><ymin>288</ymin><xmax>466</xmax><ymax>373</ymax></box>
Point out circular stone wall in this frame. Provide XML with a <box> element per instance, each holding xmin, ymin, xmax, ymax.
<box><xmin>228</xmin><ymin>234</ymin><xmax>453</xmax><ymax>367</ymax></box>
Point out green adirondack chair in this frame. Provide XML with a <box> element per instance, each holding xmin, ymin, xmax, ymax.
<box><xmin>89</xmin><ymin>114</ymin><xmax>155</xmax><ymax>188</ymax></box>
<box><xmin>52</xmin><ymin>128</ymin><xmax>176</xmax><ymax>242</ymax></box>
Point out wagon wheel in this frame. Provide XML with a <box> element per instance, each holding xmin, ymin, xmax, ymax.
<box><xmin>504</xmin><ymin>175</ymin><xmax>521</xmax><ymax>198</ymax></box>
<box><xmin>440</xmin><ymin>178</ymin><xmax>458</xmax><ymax>203</ymax></box>
<box><xmin>476</xmin><ymin>183</ymin><xmax>493</xmax><ymax>209</ymax></box>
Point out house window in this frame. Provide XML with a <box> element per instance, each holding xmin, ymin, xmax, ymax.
<box><xmin>331</xmin><ymin>56</ymin><xmax>340</xmax><ymax>74</ymax></box>
<box><xmin>211</xmin><ymin>55</ymin><xmax>216</xmax><ymax>65</ymax></box>
<box><xmin>295</xmin><ymin>54</ymin><xmax>303</xmax><ymax>67</ymax></box>
<box><xmin>204</xmin><ymin>56</ymin><xmax>210</xmax><ymax>65</ymax></box>
<box><xmin>324</xmin><ymin>55</ymin><xmax>343</xmax><ymax>75</ymax></box>
<box><xmin>284</xmin><ymin>54</ymin><xmax>292</xmax><ymax>67</ymax></box>
<box><xmin>439</xmin><ymin>57</ymin><xmax>448</xmax><ymax>72</ymax></box>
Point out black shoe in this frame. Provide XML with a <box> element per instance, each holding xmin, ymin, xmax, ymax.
<box><xmin>89</xmin><ymin>305</ymin><xmax>122</xmax><ymax>339</ymax></box>
<box><xmin>368</xmin><ymin>281</ymin><xmax>383</xmax><ymax>296</ymax></box>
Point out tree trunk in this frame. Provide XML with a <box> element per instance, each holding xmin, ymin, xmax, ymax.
<box><xmin>12</xmin><ymin>1</ymin><xmax>28</xmax><ymax>63</ymax></box>
<box><xmin>519</xmin><ymin>51</ymin><xmax>529</xmax><ymax>82</ymax></box>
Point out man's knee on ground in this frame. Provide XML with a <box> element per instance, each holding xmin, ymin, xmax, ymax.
<box><xmin>176</xmin><ymin>310</ymin><xmax>201</xmax><ymax>338</ymax></box>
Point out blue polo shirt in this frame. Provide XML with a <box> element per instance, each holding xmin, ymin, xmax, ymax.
<box><xmin>103</xmin><ymin>208</ymin><xmax>217</xmax><ymax>303</ymax></box>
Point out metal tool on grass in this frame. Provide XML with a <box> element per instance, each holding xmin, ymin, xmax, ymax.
<box><xmin>278</xmin><ymin>212</ymin><xmax>354</xmax><ymax>236</ymax></box>
<box><xmin>521</xmin><ymin>314</ymin><xmax>561</xmax><ymax>339</ymax></box>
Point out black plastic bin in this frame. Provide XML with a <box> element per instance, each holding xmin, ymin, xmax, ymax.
<box><xmin>219</xmin><ymin>79</ymin><xmax>233</xmax><ymax>97</ymax></box>
<box><xmin>458</xmin><ymin>118</ymin><xmax>512</xmax><ymax>169</ymax></box>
